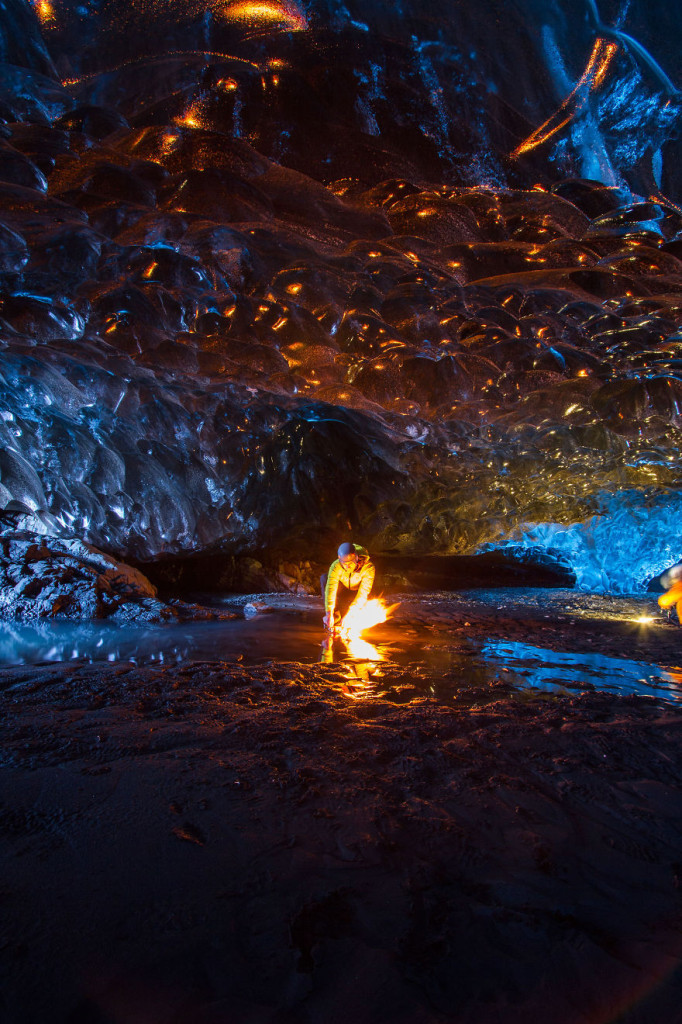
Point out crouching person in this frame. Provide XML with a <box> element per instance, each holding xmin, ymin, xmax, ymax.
<box><xmin>321</xmin><ymin>542</ymin><xmax>375</xmax><ymax>634</ymax></box>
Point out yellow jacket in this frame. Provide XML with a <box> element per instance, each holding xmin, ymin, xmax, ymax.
<box><xmin>324</xmin><ymin>545</ymin><xmax>375</xmax><ymax>616</ymax></box>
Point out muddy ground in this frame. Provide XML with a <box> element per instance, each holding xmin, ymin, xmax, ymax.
<box><xmin>1</xmin><ymin>592</ymin><xmax>682</xmax><ymax>1024</ymax></box>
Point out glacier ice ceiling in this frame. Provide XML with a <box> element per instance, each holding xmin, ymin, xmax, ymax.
<box><xmin>1</xmin><ymin>0</ymin><xmax>682</xmax><ymax>591</ymax></box>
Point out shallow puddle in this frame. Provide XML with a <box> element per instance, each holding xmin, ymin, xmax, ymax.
<box><xmin>1</xmin><ymin>604</ymin><xmax>680</xmax><ymax>704</ymax></box>
<box><xmin>480</xmin><ymin>639</ymin><xmax>682</xmax><ymax>701</ymax></box>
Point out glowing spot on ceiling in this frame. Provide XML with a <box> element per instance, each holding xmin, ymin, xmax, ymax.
<box><xmin>220</xmin><ymin>0</ymin><xmax>307</xmax><ymax>31</ymax></box>
<box><xmin>161</xmin><ymin>131</ymin><xmax>181</xmax><ymax>155</ymax></box>
<box><xmin>175</xmin><ymin>102</ymin><xmax>205</xmax><ymax>129</ymax></box>
<box><xmin>32</xmin><ymin>0</ymin><xmax>56</xmax><ymax>25</ymax></box>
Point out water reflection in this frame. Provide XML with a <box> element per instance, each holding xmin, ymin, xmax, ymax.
<box><xmin>320</xmin><ymin>630</ymin><xmax>386</xmax><ymax>660</ymax></box>
<box><xmin>319</xmin><ymin>632</ymin><xmax>386</xmax><ymax>697</ymax></box>
<box><xmin>0</xmin><ymin>615</ymin><xmax>324</xmax><ymax>668</ymax></box>
<box><xmin>345</xmin><ymin>635</ymin><xmax>383</xmax><ymax>662</ymax></box>
<box><xmin>0</xmin><ymin>613</ymin><xmax>680</xmax><ymax>704</ymax></box>
<box><xmin>481</xmin><ymin>639</ymin><xmax>682</xmax><ymax>700</ymax></box>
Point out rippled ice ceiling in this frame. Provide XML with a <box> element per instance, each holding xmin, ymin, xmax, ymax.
<box><xmin>1</xmin><ymin>0</ymin><xmax>682</xmax><ymax>590</ymax></box>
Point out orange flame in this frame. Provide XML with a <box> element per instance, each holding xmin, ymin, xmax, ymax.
<box><xmin>658</xmin><ymin>582</ymin><xmax>682</xmax><ymax>613</ymax></box>
<box><xmin>175</xmin><ymin>101</ymin><xmax>205</xmax><ymax>129</ymax></box>
<box><xmin>338</xmin><ymin>598</ymin><xmax>397</xmax><ymax>640</ymax></box>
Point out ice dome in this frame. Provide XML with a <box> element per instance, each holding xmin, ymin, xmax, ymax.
<box><xmin>0</xmin><ymin>0</ymin><xmax>681</xmax><ymax>591</ymax></box>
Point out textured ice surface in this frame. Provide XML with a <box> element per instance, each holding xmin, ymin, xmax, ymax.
<box><xmin>0</xmin><ymin>0</ymin><xmax>680</xmax><ymax>598</ymax></box>
<box><xmin>0</xmin><ymin>530</ymin><xmax>168</xmax><ymax>620</ymax></box>
<box><xmin>489</xmin><ymin>491</ymin><xmax>682</xmax><ymax>593</ymax></box>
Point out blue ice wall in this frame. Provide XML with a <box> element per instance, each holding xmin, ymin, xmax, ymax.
<box><xmin>487</xmin><ymin>492</ymin><xmax>682</xmax><ymax>593</ymax></box>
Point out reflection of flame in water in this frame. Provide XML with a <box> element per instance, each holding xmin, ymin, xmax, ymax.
<box><xmin>220</xmin><ymin>0</ymin><xmax>307</xmax><ymax>31</ymax></box>
<box><xmin>345</xmin><ymin>635</ymin><xmax>382</xmax><ymax>662</ymax></box>
<box><xmin>319</xmin><ymin>634</ymin><xmax>384</xmax><ymax>670</ymax></box>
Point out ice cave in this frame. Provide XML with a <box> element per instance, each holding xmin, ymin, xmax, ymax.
<box><xmin>2</xmin><ymin>2</ymin><xmax>682</xmax><ymax>1023</ymax></box>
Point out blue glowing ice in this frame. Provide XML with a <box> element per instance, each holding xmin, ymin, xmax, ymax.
<box><xmin>487</xmin><ymin>492</ymin><xmax>682</xmax><ymax>594</ymax></box>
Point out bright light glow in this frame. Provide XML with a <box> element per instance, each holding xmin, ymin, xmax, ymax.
<box><xmin>221</xmin><ymin>0</ymin><xmax>307</xmax><ymax>31</ymax></box>
<box><xmin>175</xmin><ymin>103</ymin><xmax>205</xmax><ymax>129</ymax></box>
<box><xmin>345</xmin><ymin>635</ymin><xmax>382</xmax><ymax>661</ymax></box>
<box><xmin>339</xmin><ymin>598</ymin><xmax>397</xmax><ymax>639</ymax></box>
<box><xmin>33</xmin><ymin>0</ymin><xmax>56</xmax><ymax>26</ymax></box>
<box><xmin>633</xmin><ymin>616</ymin><xmax>655</xmax><ymax>624</ymax></box>
<box><xmin>161</xmin><ymin>132</ymin><xmax>181</xmax><ymax>155</ymax></box>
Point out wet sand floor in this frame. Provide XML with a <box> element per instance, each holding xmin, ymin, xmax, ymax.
<box><xmin>2</xmin><ymin>589</ymin><xmax>682</xmax><ymax>1023</ymax></box>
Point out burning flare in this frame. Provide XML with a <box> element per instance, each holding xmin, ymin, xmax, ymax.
<box><xmin>338</xmin><ymin>598</ymin><xmax>396</xmax><ymax>640</ymax></box>
<box><xmin>658</xmin><ymin>582</ymin><xmax>682</xmax><ymax>620</ymax></box>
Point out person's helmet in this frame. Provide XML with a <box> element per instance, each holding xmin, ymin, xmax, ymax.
<box><xmin>337</xmin><ymin>541</ymin><xmax>355</xmax><ymax>559</ymax></box>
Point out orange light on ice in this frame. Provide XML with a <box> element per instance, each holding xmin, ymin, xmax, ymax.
<box><xmin>512</xmin><ymin>39</ymin><xmax>618</xmax><ymax>158</ymax></box>
<box><xmin>221</xmin><ymin>0</ymin><xmax>307</xmax><ymax>31</ymax></box>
